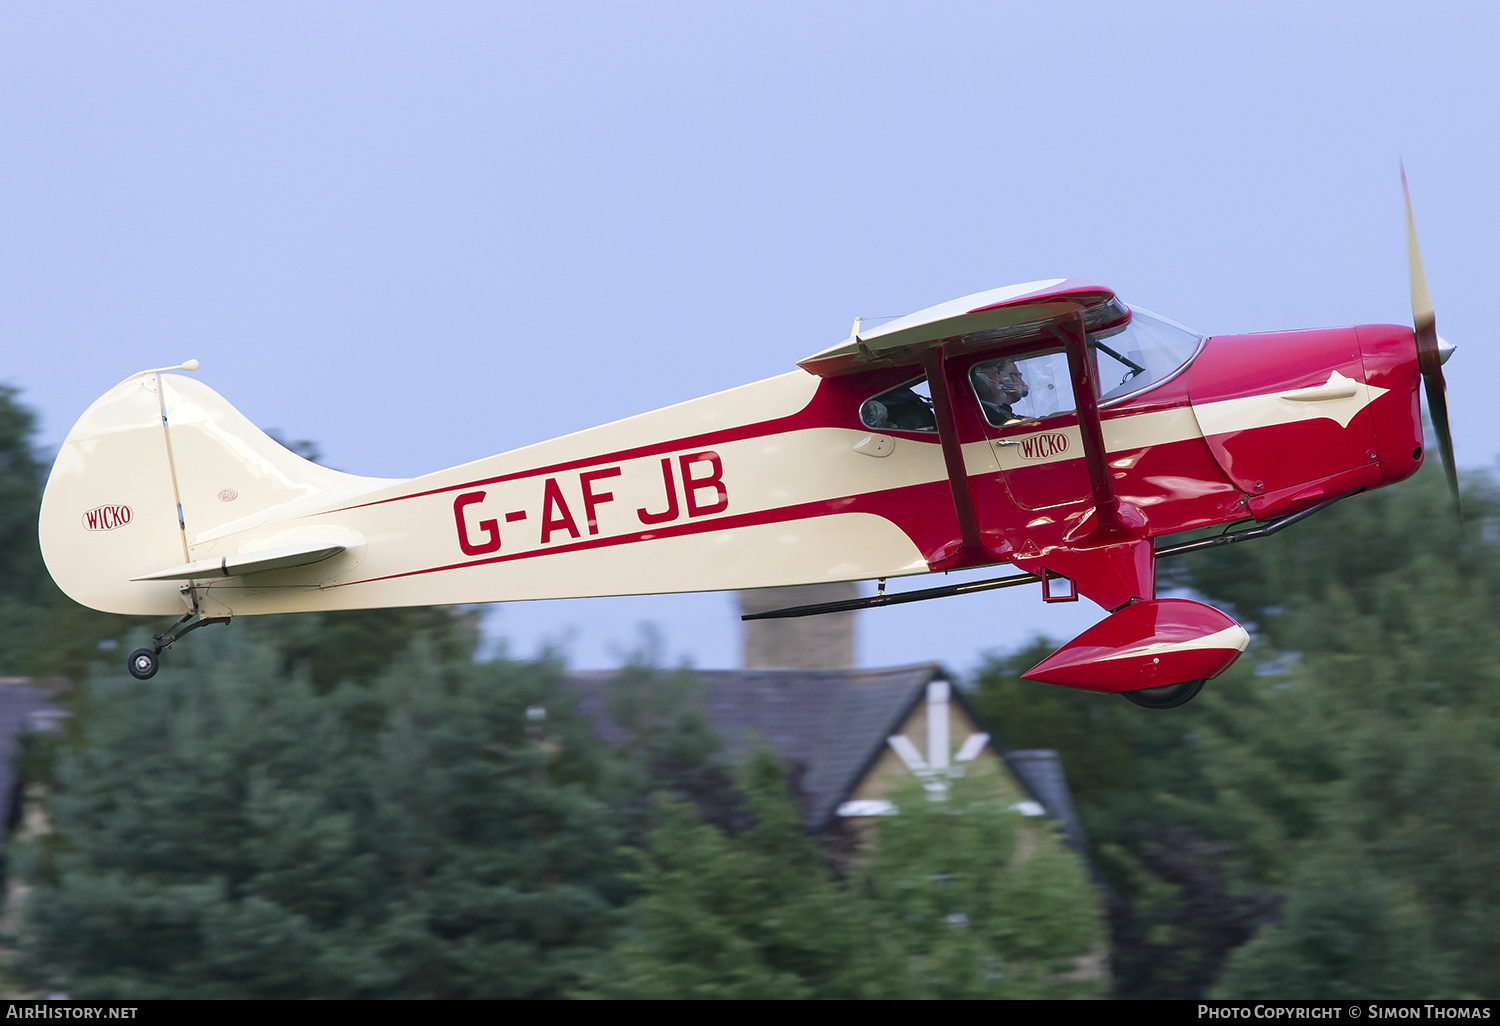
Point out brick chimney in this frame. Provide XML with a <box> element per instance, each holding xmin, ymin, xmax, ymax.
<box><xmin>737</xmin><ymin>582</ymin><xmax>859</xmax><ymax>670</ymax></box>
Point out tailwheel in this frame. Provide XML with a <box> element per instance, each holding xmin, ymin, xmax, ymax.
<box><xmin>128</xmin><ymin>648</ymin><xmax>160</xmax><ymax>681</ymax></box>
<box><xmin>1122</xmin><ymin>678</ymin><xmax>1205</xmax><ymax>709</ymax></box>
<box><xmin>123</xmin><ymin>613</ymin><xmax>231</xmax><ymax>680</ymax></box>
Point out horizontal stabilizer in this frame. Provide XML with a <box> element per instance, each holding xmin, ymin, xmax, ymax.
<box><xmin>132</xmin><ymin>539</ymin><xmax>347</xmax><ymax>581</ymax></box>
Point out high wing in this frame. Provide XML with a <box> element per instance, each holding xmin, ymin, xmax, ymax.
<box><xmin>798</xmin><ymin>278</ymin><xmax>1123</xmax><ymax>377</ymax></box>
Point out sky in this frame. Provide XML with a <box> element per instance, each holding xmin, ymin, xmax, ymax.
<box><xmin>2</xmin><ymin>2</ymin><xmax>1496</xmax><ymax>675</ymax></box>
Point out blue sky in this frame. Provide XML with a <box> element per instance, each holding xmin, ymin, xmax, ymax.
<box><xmin>2</xmin><ymin>2</ymin><xmax>1495</xmax><ymax>673</ymax></box>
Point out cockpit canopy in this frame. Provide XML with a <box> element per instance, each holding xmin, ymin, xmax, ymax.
<box><xmin>859</xmin><ymin>307</ymin><xmax>1202</xmax><ymax>433</ymax></box>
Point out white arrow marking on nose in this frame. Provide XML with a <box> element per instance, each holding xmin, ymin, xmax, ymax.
<box><xmin>1193</xmin><ymin>371</ymin><xmax>1388</xmax><ymax>434</ymax></box>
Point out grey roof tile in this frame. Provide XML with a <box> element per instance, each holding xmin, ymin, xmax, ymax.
<box><xmin>1005</xmin><ymin>748</ymin><xmax>1087</xmax><ymax>852</ymax></box>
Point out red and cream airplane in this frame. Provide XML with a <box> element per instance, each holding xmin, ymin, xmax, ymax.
<box><xmin>39</xmin><ymin>177</ymin><xmax>1458</xmax><ymax>706</ymax></box>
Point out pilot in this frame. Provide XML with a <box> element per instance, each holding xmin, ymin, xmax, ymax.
<box><xmin>972</xmin><ymin>358</ymin><xmax>1030</xmax><ymax>426</ymax></box>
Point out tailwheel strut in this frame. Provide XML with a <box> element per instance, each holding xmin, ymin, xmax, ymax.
<box><xmin>127</xmin><ymin>612</ymin><xmax>231</xmax><ymax>680</ymax></box>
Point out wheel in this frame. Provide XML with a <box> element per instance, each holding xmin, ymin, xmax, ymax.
<box><xmin>127</xmin><ymin>648</ymin><xmax>160</xmax><ymax>680</ymax></box>
<box><xmin>1122</xmin><ymin>678</ymin><xmax>1205</xmax><ymax>709</ymax></box>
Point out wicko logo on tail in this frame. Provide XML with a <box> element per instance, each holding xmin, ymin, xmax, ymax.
<box><xmin>81</xmin><ymin>505</ymin><xmax>132</xmax><ymax>531</ymax></box>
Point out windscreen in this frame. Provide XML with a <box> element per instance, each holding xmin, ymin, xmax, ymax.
<box><xmin>1092</xmin><ymin>308</ymin><xmax>1202</xmax><ymax>401</ymax></box>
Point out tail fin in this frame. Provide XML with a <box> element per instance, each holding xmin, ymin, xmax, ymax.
<box><xmin>40</xmin><ymin>370</ymin><xmax>386</xmax><ymax>615</ymax></box>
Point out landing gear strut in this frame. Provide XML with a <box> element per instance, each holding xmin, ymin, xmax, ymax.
<box><xmin>125</xmin><ymin>612</ymin><xmax>231</xmax><ymax>680</ymax></box>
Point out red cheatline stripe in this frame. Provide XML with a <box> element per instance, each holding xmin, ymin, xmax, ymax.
<box><xmin>310</xmin><ymin>406</ymin><xmax>888</xmax><ymax>517</ymax></box>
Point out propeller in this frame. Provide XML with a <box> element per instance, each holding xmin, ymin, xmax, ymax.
<box><xmin>1402</xmin><ymin>163</ymin><xmax>1460</xmax><ymax>516</ymax></box>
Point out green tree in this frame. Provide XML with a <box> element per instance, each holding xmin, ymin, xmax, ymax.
<box><xmin>0</xmin><ymin>386</ymin><xmax>141</xmax><ymax>678</ymax></box>
<box><xmin>587</xmin><ymin>752</ymin><xmax>1105</xmax><ymax>998</ymax></box>
<box><xmin>20</xmin><ymin>627</ymin><xmax>623</xmax><ymax>998</ymax></box>
<box><xmin>0</xmin><ymin>386</ymin><xmax>46</xmax><ymax>598</ymax></box>
<box><xmin>597</xmin><ymin>640</ymin><xmax>747</xmax><ymax>840</ymax></box>
<box><xmin>267</xmin><ymin>605</ymin><xmax>482</xmax><ymax>693</ymax></box>
<box><xmin>1213</xmin><ymin>851</ymin><xmax>1451</xmax><ymax>999</ymax></box>
<box><xmin>975</xmin><ymin>466</ymin><xmax>1500</xmax><ymax>997</ymax></box>
<box><xmin>584</xmin><ymin>746</ymin><xmax>871</xmax><ymax>998</ymax></box>
<box><xmin>972</xmin><ymin>643</ymin><xmax>1265</xmax><ymax>998</ymax></box>
<box><xmin>861</xmin><ymin>774</ymin><xmax>1106</xmax><ymax>999</ymax></box>
<box><xmin>1172</xmin><ymin>472</ymin><xmax>1500</xmax><ymax>996</ymax></box>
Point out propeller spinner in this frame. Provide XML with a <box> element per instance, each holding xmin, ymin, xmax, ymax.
<box><xmin>1402</xmin><ymin>163</ymin><xmax>1460</xmax><ymax>516</ymax></box>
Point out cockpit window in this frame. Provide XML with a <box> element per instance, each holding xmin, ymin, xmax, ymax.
<box><xmin>971</xmin><ymin>351</ymin><xmax>1074</xmax><ymax>427</ymax></box>
<box><xmin>967</xmin><ymin>308</ymin><xmax>1201</xmax><ymax>428</ymax></box>
<box><xmin>1092</xmin><ymin>308</ymin><xmax>1202</xmax><ymax>401</ymax></box>
<box><xmin>860</xmin><ymin>377</ymin><xmax>937</xmax><ymax>433</ymax></box>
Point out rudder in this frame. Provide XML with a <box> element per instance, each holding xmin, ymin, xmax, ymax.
<box><xmin>40</xmin><ymin>371</ymin><xmax>385</xmax><ymax>615</ymax></box>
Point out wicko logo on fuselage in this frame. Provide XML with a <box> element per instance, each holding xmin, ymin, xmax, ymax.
<box><xmin>1018</xmin><ymin>432</ymin><xmax>1069</xmax><ymax>461</ymax></box>
<box><xmin>82</xmin><ymin>505</ymin><xmax>133</xmax><ymax>531</ymax></box>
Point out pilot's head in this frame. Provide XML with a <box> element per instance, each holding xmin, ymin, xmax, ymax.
<box><xmin>978</xmin><ymin>359</ymin><xmax>1029</xmax><ymax>406</ymax></box>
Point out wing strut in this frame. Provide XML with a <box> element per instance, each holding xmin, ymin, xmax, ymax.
<box><xmin>1057</xmin><ymin>307</ymin><xmax>1133</xmax><ymax>541</ymax></box>
<box><xmin>917</xmin><ymin>346</ymin><xmax>982</xmax><ymax>564</ymax></box>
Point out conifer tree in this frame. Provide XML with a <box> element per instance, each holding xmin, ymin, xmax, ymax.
<box><xmin>583</xmin><ymin>746</ymin><xmax>871</xmax><ymax>998</ymax></box>
<box><xmin>861</xmin><ymin>774</ymin><xmax>1105</xmax><ymax>999</ymax></box>
<box><xmin>976</xmin><ymin>467</ymin><xmax>1500</xmax><ymax>997</ymax></box>
<box><xmin>0</xmin><ymin>387</ymin><xmax>140</xmax><ymax>678</ymax></box>
<box><xmin>21</xmin><ymin>628</ymin><xmax>623</xmax><ymax>998</ymax></box>
<box><xmin>1212</xmin><ymin>852</ymin><xmax>1451</xmax><ymax>999</ymax></box>
<box><xmin>587</xmin><ymin>751</ymin><xmax>1105</xmax><ymax>998</ymax></box>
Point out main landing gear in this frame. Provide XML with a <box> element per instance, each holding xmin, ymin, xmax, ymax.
<box><xmin>126</xmin><ymin>612</ymin><xmax>231</xmax><ymax>680</ymax></box>
<box><xmin>1122</xmin><ymin>679</ymin><xmax>1206</xmax><ymax>710</ymax></box>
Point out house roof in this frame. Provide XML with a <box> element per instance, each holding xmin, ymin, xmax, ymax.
<box><xmin>565</xmin><ymin>663</ymin><xmax>935</xmax><ymax>829</ymax></box>
<box><xmin>561</xmin><ymin>663</ymin><xmax>1085</xmax><ymax>845</ymax></box>
<box><xmin>1005</xmin><ymin>749</ymin><xmax>1087</xmax><ymax>853</ymax></box>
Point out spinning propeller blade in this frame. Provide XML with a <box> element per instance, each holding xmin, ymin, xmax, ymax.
<box><xmin>1402</xmin><ymin>163</ymin><xmax>1460</xmax><ymax>516</ymax></box>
